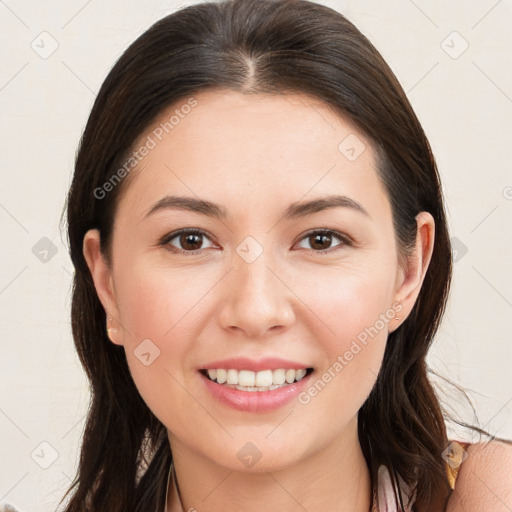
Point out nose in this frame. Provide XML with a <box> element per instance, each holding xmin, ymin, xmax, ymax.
<box><xmin>218</xmin><ymin>248</ymin><xmax>295</xmax><ymax>339</ymax></box>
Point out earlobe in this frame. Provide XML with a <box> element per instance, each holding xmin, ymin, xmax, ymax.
<box><xmin>82</xmin><ymin>229</ymin><xmax>124</xmax><ymax>346</ymax></box>
<box><xmin>392</xmin><ymin>212</ymin><xmax>435</xmax><ymax>327</ymax></box>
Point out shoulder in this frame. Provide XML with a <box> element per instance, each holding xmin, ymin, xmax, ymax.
<box><xmin>446</xmin><ymin>439</ymin><xmax>512</xmax><ymax>512</ymax></box>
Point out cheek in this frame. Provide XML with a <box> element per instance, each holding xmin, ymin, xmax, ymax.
<box><xmin>292</xmin><ymin>262</ymin><xmax>394</xmax><ymax>409</ymax></box>
<box><xmin>294</xmin><ymin>259</ymin><xmax>396</xmax><ymax>346</ymax></box>
<box><xmin>112</xmin><ymin>260</ymin><xmax>223</xmax><ymax>421</ymax></box>
<box><xmin>114</xmin><ymin>258</ymin><xmax>220</xmax><ymax>343</ymax></box>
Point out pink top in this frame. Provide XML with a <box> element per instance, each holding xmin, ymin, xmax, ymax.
<box><xmin>374</xmin><ymin>464</ymin><xmax>416</xmax><ymax>511</ymax></box>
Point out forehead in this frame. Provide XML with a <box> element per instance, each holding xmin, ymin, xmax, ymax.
<box><xmin>119</xmin><ymin>89</ymin><xmax>387</xmax><ymax>218</ymax></box>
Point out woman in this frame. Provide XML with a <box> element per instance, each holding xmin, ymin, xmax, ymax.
<box><xmin>10</xmin><ymin>0</ymin><xmax>511</xmax><ymax>511</ymax></box>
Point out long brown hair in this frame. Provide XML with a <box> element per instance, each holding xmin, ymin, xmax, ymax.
<box><xmin>60</xmin><ymin>0</ymin><xmax>481</xmax><ymax>510</ymax></box>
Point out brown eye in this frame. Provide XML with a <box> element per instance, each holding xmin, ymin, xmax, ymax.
<box><xmin>180</xmin><ymin>233</ymin><xmax>202</xmax><ymax>250</ymax></box>
<box><xmin>309</xmin><ymin>232</ymin><xmax>334</xmax><ymax>251</ymax></box>
<box><xmin>296</xmin><ymin>229</ymin><xmax>350</xmax><ymax>253</ymax></box>
<box><xmin>163</xmin><ymin>229</ymin><xmax>215</xmax><ymax>253</ymax></box>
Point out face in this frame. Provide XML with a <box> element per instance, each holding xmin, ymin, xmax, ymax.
<box><xmin>84</xmin><ymin>89</ymin><xmax>433</xmax><ymax>473</ymax></box>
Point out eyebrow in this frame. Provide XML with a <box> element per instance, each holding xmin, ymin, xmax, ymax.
<box><xmin>143</xmin><ymin>194</ymin><xmax>370</xmax><ymax>220</ymax></box>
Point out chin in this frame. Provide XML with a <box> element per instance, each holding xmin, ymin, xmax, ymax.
<box><xmin>197</xmin><ymin>431</ymin><xmax>316</xmax><ymax>474</ymax></box>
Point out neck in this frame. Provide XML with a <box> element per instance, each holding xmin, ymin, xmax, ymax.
<box><xmin>165</xmin><ymin>417</ymin><xmax>372</xmax><ymax>512</ymax></box>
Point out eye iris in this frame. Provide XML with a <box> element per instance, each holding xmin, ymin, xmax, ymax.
<box><xmin>310</xmin><ymin>233</ymin><xmax>332</xmax><ymax>251</ymax></box>
<box><xmin>180</xmin><ymin>233</ymin><xmax>202</xmax><ymax>250</ymax></box>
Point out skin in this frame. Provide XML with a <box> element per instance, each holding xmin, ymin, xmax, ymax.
<box><xmin>83</xmin><ymin>89</ymin><xmax>436</xmax><ymax>511</ymax></box>
<box><xmin>446</xmin><ymin>441</ymin><xmax>512</xmax><ymax>512</ymax></box>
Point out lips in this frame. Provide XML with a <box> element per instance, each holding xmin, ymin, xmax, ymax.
<box><xmin>198</xmin><ymin>357</ymin><xmax>314</xmax><ymax>412</ymax></box>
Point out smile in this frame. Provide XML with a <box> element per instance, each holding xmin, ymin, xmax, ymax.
<box><xmin>199</xmin><ymin>361</ymin><xmax>315</xmax><ymax>412</ymax></box>
<box><xmin>200</xmin><ymin>368</ymin><xmax>312</xmax><ymax>391</ymax></box>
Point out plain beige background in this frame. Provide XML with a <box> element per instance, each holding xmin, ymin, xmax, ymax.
<box><xmin>0</xmin><ymin>0</ymin><xmax>511</xmax><ymax>510</ymax></box>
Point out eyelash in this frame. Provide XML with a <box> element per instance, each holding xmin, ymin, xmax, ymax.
<box><xmin>159</xmin><ymin>228</ymin><xmax>353</xmax><ymax>255</ymax></box>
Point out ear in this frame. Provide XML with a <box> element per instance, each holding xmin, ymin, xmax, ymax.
<box><xmin>82</xmin><ymin>228</ymin><xmax>124</xmax><ymax>346</ymax></box>
<box><xmin>392</xmin><ymin>211</ymin><xmax>435</xmax><ymax>328</ymax></box>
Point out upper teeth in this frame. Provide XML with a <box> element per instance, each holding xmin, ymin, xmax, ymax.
<box><xmin>207</xmin><ymin>368</ymin><xmax>307</xmax><ymax>387</ymax></box>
